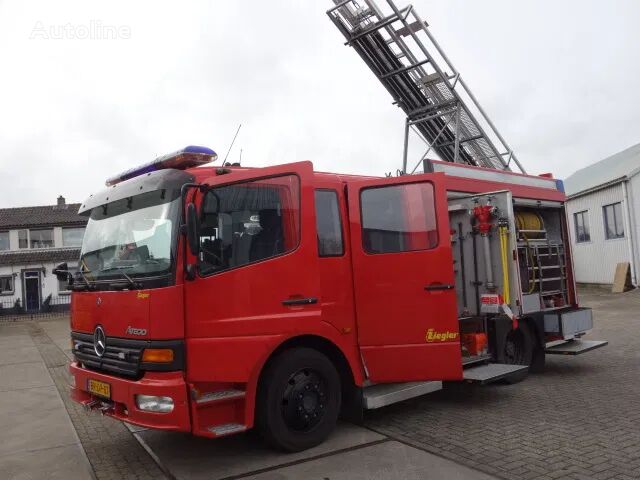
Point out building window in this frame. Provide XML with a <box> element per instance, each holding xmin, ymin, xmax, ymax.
<box><xmin>18</xmin><ymin>229</ymin><xmax>28</xmax><ymax>249</ymax></box>
<box><xmin>0</xmin><ymin>275</ymin><xmax>14</xmax><ymax>295</ymax></box>
<box><xmin>315</xmin><ymin>190</ymin><xmax>344</xmax><ymax>257</ymax></box>
<box><xmin>58</xmin><ymin>266</ymin><xmax>77</xmax><ymax>294</ymax></box>
<box><xmin>603</xmin><ymin>202</ymin><xmax>624</xmax><ymax>239</ymax></box>
<box><xmin>573</xmin><ymin>211</ymin><xmax>590</xmax><ymax>243</ymax></box>
<box><xmin>361</xmin><ymin>182</ymin><xmax>438</xmax><ymax>254</ymax></box>
<box><xmin>29</xmin><ymin>229</ymin><xmax>54</xmax><ymax>249</ymax></box>
<box><xmin>62</xmin><ymin>227</ymin><xmax>85</xmax><ymax>247</ymax></box>
<box><xmin>0</xmin><ymin>232</ymin><xmax>8</xmax><ymax>251</ymax></box>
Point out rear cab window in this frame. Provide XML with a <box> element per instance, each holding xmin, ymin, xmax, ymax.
<box><xmin>360</xmin><ymin>182</ymin><xmax>438</xmax><ymax>254</ymax></box>
<box><xmin>314</xmin><ymin>189</ymin><xmax>344</xmax><ymax>257</ymax></box>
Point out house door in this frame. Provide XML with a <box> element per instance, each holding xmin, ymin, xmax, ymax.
<box><xmin>23</xmin><ymin>271</ymin><xmax>41</xmax><ymax>312</ymax></box>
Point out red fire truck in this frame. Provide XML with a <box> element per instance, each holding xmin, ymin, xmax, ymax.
<box><xmin>59</xmin><ymin>147</ymin><xmax>606</xmax><ymax>451</ymax></box>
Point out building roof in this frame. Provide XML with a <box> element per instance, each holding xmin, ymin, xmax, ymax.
<box><xmin>0</xmin><ymin>247</ymin><xmax>80</xmax><ymax>267</ymax></box>
<box><xmin>0</xmin><ymin>202</ymin><xmax>85</xmax><ymax>230</ymax></box>
<box><xmin>564</xmin><ymin>142</ymin><xmax>640</xmax><ymax>197</ymax></box>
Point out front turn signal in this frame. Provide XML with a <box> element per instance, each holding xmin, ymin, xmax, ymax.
<box><xmin>142</xmin><ymin>348</ymin><xmax>174</xmax><ymax>363</ymax></box>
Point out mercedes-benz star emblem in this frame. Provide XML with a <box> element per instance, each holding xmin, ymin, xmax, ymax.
<box><xmin>94</xmin><ymin>326</ymin><xmax>106</xmax><ymax>357</ymax></box>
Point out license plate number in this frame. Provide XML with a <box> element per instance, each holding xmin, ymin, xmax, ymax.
<box><xmin>87</xmin><ymin>379</ymin><xmax>111</xmax><ymax>399</ymax></box>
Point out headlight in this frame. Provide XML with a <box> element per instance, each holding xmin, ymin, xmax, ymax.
<box><xmin>135</xmin><ymin>394</ymin><xmax>174</xmax><ymax>413</ymax></box>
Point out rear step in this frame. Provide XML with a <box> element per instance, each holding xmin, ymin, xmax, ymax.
<box><xmin>463</xmin><ymin>363</ymin><xmax>529</xmax><ymax>384</ymax></box>
<box><xmin>363</xmin><ymin>381</ymin><xmax>442</xmax><ymax>409</ymax></box>
<box><xmin>545</xmin><ymin>339</ymin><xmax>608</xmax><ymax>355</ymax></box>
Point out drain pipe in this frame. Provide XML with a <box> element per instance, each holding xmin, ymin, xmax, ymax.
<box><xmin>621</xmin><ymin>179</ymin><xmax>637</xmax><ymax>287</ymax></box>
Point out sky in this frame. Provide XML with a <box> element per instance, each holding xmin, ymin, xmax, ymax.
<box><xmin>0</xmin><ymin>0</ymin><xmax>639</xmax><ymax>207</ymax></box>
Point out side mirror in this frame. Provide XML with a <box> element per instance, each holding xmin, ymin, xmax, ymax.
<box><xmin>52</xmin><ymin>263</ymin><xmax>69</xmax><ymax>281</ymax></box>
<box><xmin>186</xmin><ymin>203</ymin><xmax>200</xmax><ymax>257</ymax></box>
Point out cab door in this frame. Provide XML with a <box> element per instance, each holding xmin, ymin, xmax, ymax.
<box><xmin>347</xmin><ymin>173</ymin><xmax>462</xmax><ymax>383</ymax></box>
<box><xmin>183</xmin><ymin>161</ymin><xmax>321</xmax><ymax>379</ymax></box>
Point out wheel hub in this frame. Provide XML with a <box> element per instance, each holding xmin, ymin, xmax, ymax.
<box><xmin>282</xmin><ymin>369</ymin><xmax>327</xmax><ymax>432</ymax></box>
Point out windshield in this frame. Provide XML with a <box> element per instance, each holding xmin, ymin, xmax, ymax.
<box><xmin>79</xmin><ymin>190</ymin><xmax>181</xmax><ymax>285</ymax></box>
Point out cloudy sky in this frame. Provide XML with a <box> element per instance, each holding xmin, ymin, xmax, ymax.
<box><xmin>1</xmin><ymin>0</ymin><xmax>639</xmax><ymax>207</ymax></box>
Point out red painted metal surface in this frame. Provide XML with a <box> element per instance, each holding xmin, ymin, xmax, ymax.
<box><xmin>71</xmin><ymin>286</ymin><xmax>184</xmax><ymax>339</ymax></box>
<box><xmin>69</xmin><ymin>362</ymin><xmax>191</xmax><ymax>431</ymax></box>
<box><xmin>68</xmin><ymin>159</ymin><xmax>571</xmax><ymax>437</ymax></box>
<box><xmin>346</xmin><ymin>173</ymin><xmax>462</xmax><ymax>382</ymax></box>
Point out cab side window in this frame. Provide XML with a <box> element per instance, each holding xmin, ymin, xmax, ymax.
<box><xmin>360</xmin><ymin>182</ymin><xmax>438</xmax><ymax>254</ymax></box>
<box><xmin>198</xmin><ymin>175</ymin><xmax>300</xmax><ymax>275</ymax></box>
<box><xmin>314</xmin><ymin>189</ymin><xmax>343</xmax><ymax>257</ymax></box>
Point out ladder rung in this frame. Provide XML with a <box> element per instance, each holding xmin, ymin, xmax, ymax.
<box><xmin>408</xmin><ymin>99</ymin><xmax>458</xmax><ymax>118</ymax></box>
<box><xmin>346</xmin><ymin>6</ymin><xmax>412</xmax><ymax>45</ymax></box>
<box><xmin>380</xmin><ymin>58</ymin><xmax>430</xmax><ymax>79</ymax></box>
<box><xmin>396</xmin><ymin>19</ymin><xmax>428</xmax><ymax>37</ymax></box>
<box><xmin>327</xmin><ymin>0</ymin><xmax>353</xmax><ymax>14</ymax></box>
<box><xmin>435</xmin><ymin>134</ymin><xmax>483</xmax><ymax>148</ymax></box>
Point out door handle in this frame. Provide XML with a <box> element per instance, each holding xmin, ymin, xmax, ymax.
<box><xmin>282</xmin><ymin>297</ymin><xmax>318</xmax><ymax>306</ymax></box>
<box><xmin>424</xmin><ymin>284</ymin><xmax>455</xmax><ymax>291</ymax></box>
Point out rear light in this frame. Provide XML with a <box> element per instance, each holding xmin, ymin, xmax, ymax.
<box><xmin>142</xmin><ymin>348</ymin><xmax>174</xmax><ymax>363</ymax></box>
<box><xmin>135</xmin><ymin>394</ymin><xmax>174</xmax><ymax>413</ymax></box>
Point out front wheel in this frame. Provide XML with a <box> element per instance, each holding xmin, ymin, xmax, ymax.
<box><xmin>256</xmin><ymin>347</ymin><xmax>341</xmax><ymax>452</ymax></box>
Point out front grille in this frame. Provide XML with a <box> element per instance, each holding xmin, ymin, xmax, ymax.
<box><xmin>72</xmin><ymin>332</ymin><xmax>146</xmax><ymax>378</ymax></box>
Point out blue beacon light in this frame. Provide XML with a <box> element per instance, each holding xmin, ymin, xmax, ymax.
<box><xmin>105</xmin><ymin>146</ymin><xmax>217</xmax><ymax>186</ymax></box>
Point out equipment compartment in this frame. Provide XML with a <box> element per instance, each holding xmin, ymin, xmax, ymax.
<box><xmin>544</xmin><ymin>307</ymin><xmax>593</xmax><ymax>338</ymax></box>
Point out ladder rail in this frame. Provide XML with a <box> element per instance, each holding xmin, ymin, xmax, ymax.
<box><xmin>328</xmin><ymin>0</ymin><xmax>526</xmax><ymax>173</ymax></box>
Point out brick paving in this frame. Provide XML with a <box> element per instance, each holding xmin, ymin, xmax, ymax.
<box><xmin>365</xmin><ymin>288</ymin><xmax>640</xmax><ymax>480</ymax></box>
<box><xmin>17</xmin><ymin>288</ymin><xmax>640</xmax><ymax>479</ymax></box>
<box><xmin>27</xmin><ymin>321</ymin><xmax>166</xmax><ymax>480</ymax></box>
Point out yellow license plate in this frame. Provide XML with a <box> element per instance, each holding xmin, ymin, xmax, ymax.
<box><xmin>87</xmin><ymin>379</ymin><xmax>111</xmax><ymax>399</ymax></box>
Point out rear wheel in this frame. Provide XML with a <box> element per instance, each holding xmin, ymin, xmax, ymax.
<box><xmin>501</xmin><ymin>323</ymin><xmax>534</xmax><ymax>384</ymax></box>
<box><xmin>257</xmin><ymin>347</ymin><xmax>341</xmax><ymax>452</ymax></box>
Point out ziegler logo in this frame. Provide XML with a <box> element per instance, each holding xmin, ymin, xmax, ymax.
<box><xmin>137</xmin><ymin>292</ymin><xmax>150</xmax><ymax>299</ymax></box>
<box><xmin>126</xmin><ymin>326</ymin><xmax>147</xmax><ymax>336</ymax></box>
<box><xmin>425</xmin><ymin>329</ymin><xmax>459</xmax><ymax>343</ymax></box>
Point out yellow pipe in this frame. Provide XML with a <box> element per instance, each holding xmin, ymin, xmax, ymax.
<box><xmin>499</xmin><ymin>225</ymin><xmax>510</xmax><ymax>305</ymax></box>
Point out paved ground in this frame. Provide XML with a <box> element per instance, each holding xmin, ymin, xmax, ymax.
<box><xmin>0</xmin><ymin>288</ymin><xmax>635</xmax><ymax>479</ymax></box>
<box><xmin>365</xmin><ymin>288</ymin><xmax>635</xmax><ymax>480</ymax></box>
<box><xmin>0</xmin><ymin>320</ymin><xmax>94</xmax><ymax>480</ymax></box>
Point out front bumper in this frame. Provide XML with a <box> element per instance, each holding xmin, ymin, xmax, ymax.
<box><xmin>69</xmin><ymin>361</ymin><xmax>191</xmax><ymax>432</ymax></box>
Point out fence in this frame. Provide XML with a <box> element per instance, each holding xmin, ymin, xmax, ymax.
<box><xmin>0</xmin><ymin>294</ymin><xmax>71</xmax><ymax>320</ymax></box>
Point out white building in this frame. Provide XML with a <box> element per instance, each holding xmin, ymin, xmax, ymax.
<box><xmin>0</xmin><ymin>196</ymin><xmax>86</xmax><ymax>313</ymax></box>
<box><xmin>565</xmin><ymin>143</ymin><xmax>640</xmax><ymax>286</ymax></box>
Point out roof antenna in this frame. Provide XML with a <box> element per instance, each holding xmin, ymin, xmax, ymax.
<box><xmin>222</xmin><ymin>124</ymin><xmax>242</xmax><ymax>166</ymax></box>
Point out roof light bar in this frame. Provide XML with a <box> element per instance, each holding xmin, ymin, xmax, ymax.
<box><xmin>105</xmin><ymin>145</ymin><xmax>217</xmax><ymax>186</ymax></box>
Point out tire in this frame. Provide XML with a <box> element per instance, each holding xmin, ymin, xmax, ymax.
<box><xmin>501</xmin><ymin>323</ymin><xmax>534</xmax><ymax>384</ymax></box>
<box><xmin>256</xmin><ymin>347</ymin><xmax>341</xmax><ymax>452</ymax></box>
<box><xmin>529</xmin><ymin>324</ymin><xmax>546</xmax><ymax>374</ymax></box>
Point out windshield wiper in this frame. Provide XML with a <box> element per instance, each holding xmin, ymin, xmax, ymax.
<box><xmin>120</xmin><ymin>271</ymin><xmax>141</xmax><ymax>290</ymax></box>
<box><xmin>100</xmin><ymin>265</ymin><xmax>135</xmax><ymax>273</ymax></box>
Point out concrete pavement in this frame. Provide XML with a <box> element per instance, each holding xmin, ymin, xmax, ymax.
<box><xmin>133</xmin><ymin>423</ymin><xmax>497</xmax><ymax>479</ymax></box>
<box><xmin>0</xmin><ymin>321</ymin><xmax>94</xmax><ymax>480</ymax></box>
<box><xmin>2</xmin><ymin>286</ymin><xmax>629</xmax><ymax>479</ymax></box>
